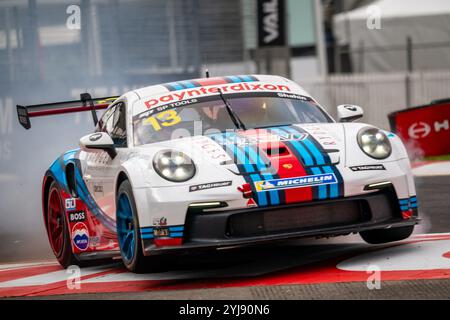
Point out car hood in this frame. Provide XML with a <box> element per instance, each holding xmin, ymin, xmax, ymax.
<box><xmin>135</xmin><ymin>123</ymin><xmax>345</xmax><ymax>176</ymax></box>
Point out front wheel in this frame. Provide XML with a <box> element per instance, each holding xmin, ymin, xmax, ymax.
<box><xmin>116</xmin><ymin>180</ymin><xmax>167</xmax><ymax>273</ymax></box>
<box><xmin>360</xmin><ymin>225</ymin><xmax>414</xmax><ymax>244</ymax></box>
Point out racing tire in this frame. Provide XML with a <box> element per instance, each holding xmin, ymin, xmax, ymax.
<box><xmin>360</xmin><ymin>225</ymin><xmax>414</xmax><ymax>244</ymax></box>
<box><xmin>47</xmin><ymin>181</ymin><xmax>83</xmax><ymax>268</ymax></box>
<box><xmin>116</xmin><ymin>180</ymin><xmax>168</xmax><ymax>273</ymax></box>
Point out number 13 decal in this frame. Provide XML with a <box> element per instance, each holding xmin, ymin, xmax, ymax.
<box><xmin>143</xmin><ymin>110</ymin><xmax>181</xmax><ymax>131</ymax></box>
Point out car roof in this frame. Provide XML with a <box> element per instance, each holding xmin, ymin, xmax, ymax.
<box><xmin>127</xmin><ymin>74</ymin><xmax>313</xmax><ymax>116</ymax></box>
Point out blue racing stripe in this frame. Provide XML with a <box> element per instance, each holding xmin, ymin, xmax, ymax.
<box><xmin>245</xmin><ymin>143</ymin><xmax>279</xmax><ymax>205</ymax></box>
<box><xmin>228</xmin><ymin>137</ymin><xmax>268</xmax><ymax>207</ymax></box>
<box><xmin>228</xmin><ymin>76</ymin><xmax>243</xmax><ymax>83</ymax></box>
<box><xmin>141</xmin><ymin>234</ymin><xmax>154</xmax><ymax>239</ymax></box>
<box><xmin>399</xmin><ymin>199</ymin><xmax>409</xmax><ymax>205</ymax></box>
<box><xmin>269</xmin><ymin>127</ymin><xmax>314</xmax><ymax>166</ymax></box>
<box><xmin>302</xmin><ymin>139</ymin><xmax>326</xmax><ymax>165</ymax></box>
<box><xmin>169</xmin><ymin>82</ymin><xmax>185</xmax><ymax>90</ymax></box>
<box><xmin>179</xmin><ymin>81</ymin><xmax>196</xmax><ymax>89</ymax></box>
<box><xmin>400</xmin><ymin>205</ymin><xmax>409</xmax><ymax>211</ymax></box>
<box><xmin>310</xmin><ymin>167</ymin><xmax>327</xmax><ymax>199</ymax></box>
<box><xmin>213</xmin><ymin>132</ymin><xmax>268</xmax><ymax>207</ymax></box>
<box><xmin>322</xmin><ymin>166</ymin><xmax>338</xmax><ymax>198</ymax></box>
<box><xmin>281</xmin><ymin>126</ymin><xmax>326</xmax><ymax>165</ymax></box>
<box><xmin>170</xmin><ymin>232</ymin><xmax>184</xmax><ymax>238</ymax></box>
<box><xmin>410</xmin><ymin>203</ymin><xmax>418</xmax><ymax>208</ymax></box>
<box><xmin>240</xmin><ymin>75</ymin><xmax>256</xmax><ymax>82</ymax></box>
<box><xmin>169</xmin><ymin>226</ymin><xmax>184</xmax><ymax>232</ymax></box>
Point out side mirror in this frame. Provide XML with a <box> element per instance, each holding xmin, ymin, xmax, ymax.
<box><xmin>79</xmin><ymin>132</ymin><xmax>117</xmax><ymax>159</ymax></box>
<box><xmin>337</xmin><ymin>104</ymin><xmax>364</xmax><ymax>122</ymax></box>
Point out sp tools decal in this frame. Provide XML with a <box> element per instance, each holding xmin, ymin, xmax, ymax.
<box><xmin>71</xmin><ymin>222</ymin><xmax>89</xmax><ymax>251</ymax></box>
<box><xmin>350</xmin><ymin>165</ymin><xmax>386</xmax><ymax>172</ymax></box>
<box><xmin>65</xmin><ymin>198</ymin><xmax>76</xmax><ymax>211</ymax></box>
<box><xmin>254</xmin><ymin>173</ymin><xmax>337</xmax><ymax>192</ymax></box>
<box><xmin>68</xmin><ymin>211</ymin><xmax>86</xmax><ymax>223</ymax></box>
<box><xmin>189</xmin><ymin>181</ymin><xmax>232</xmax><ymax>192</ymax></box>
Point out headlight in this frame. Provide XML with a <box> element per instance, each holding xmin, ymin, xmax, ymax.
<box><xmin>357</xmin><ymin>127</ymin><xmax>392</xmax><ymax>159</ymax></box>
<box><xmin>153</xmin><ymin>150</ymin><xmax>196</xmax><ymax>182</ymax></box>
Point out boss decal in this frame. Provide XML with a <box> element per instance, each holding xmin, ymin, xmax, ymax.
<box><xmin>350</xmin><ymin>165</ymin><xmax>386</xmax><ymax>172</ymax></box>
<box><xmin>189</xmin><ymin>181</ymin><xmax>232</xmax><ymax>192</ymax></box>
<box><xmin>254</xmin><ymin>173</ymin><xmax>337</xmax><ymax>192</ymax></box>
<box><xmin>69</xmin><ymin>211</ymin><xmax>86</xmax><ymax>223</ymax></box>
<box><xmin>71</xmin><ymin>222</ymin><xmax>89</xmax><ymax>251</ymax></box>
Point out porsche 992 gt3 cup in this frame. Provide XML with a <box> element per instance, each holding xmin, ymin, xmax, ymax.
<box><xmin>17</xmin><ymin>75</ymin><xmax>419</xmax><ymax>272</ymax></box>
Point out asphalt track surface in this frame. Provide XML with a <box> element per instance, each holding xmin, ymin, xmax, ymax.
<box><xmin>1</xmin><ymin>175</ymin><xmax>449</xmax><ymax>300</ymax></box>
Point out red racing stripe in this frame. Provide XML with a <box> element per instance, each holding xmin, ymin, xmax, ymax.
<box><xmin>239</xmin><ymin>129</ymin><xmax>313</xmax><ymax>205</ymax></box>
<box><xmin>195</xmin><ymin>77</ymin><xmax>230</xmax><ymax>87</ymax></box>
<box><xmin>275</xmin><ymin>141</ymin><xmax>313</xmax><ymax>204</ymax></box>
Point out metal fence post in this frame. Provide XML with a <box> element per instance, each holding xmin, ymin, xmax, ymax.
<box><xmin>405</xmin><ymin>37</ymin><xmax>413</xmax><ymax>108</ymax></box>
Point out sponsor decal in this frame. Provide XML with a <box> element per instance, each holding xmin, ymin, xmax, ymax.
<box><xmin>350</xmin><ymin>165</ymin><xmax>386</xmax><ymax>172</ymax></box>
<box><xmin>93</xmin><ymin>184</ymin><xmax>103</xmax><ymax>193</ymax></box>
<box><xmin>282</xmin><ymin>163</ymin><xmax>293</xmax><ymax>170</ymax></box>
<box><xmin>72</xmin><ymin>222</ymin><xmax>89</xmax><ymax>251</ymax></box>
<box><xmin>90</xmin><ymin>236</ymin><xmax>101</xmax><ymax>247</ymax></box>
<box><xmin>89</xmin><ymin>133</ymin><xmax>102</xmax><ymax>142</ymax></box>
<box><xmin>143</xmin><ymin>83</ymin><xmax>291</xmax><ymax>109</ymax></box>
<box><xmin>65</xmin><ymin>198</ymin><xmax>76</xmax><ymax>211</ymax></box>
<box><xmin>408</xmin><ymin>120</ymin><xmax>449</xmax><ymax>139</ymax></box>
<box><xmin>189</xmin><ymin>181</ymin><xmax>232</xmax><ymax>192</ymax></box>
<box><xmin>153</xmin><ymin>217</ymin><xmax>168</xmax><ymax>227</ymax></box>
<box><xmin>69</xmin><ymin>211</ymin><xmax>86</xmax><ymax>223</ymax></box>
<box><xmin>257</xmin><ymin>0</ymin><xmax>286</xmax><ymax>47</ymax></box>
<box><xmin>247</xmin><ymin>198</ymin><xmax>258</xmax><ymax>208</ymax></box>
<box><xmin>153</xmin><ymin>228</ymin><xmax>169</xmax><ymax>238</ymax></box>
<box><xmin>219</xmin><ymin>133</ymin><xmax>307</xmax><ymax>146</ymax></box>
<box><xmin>254</xmin><ymin>173</ymin><xmax>337</xmax><ymax>192</ymax></box>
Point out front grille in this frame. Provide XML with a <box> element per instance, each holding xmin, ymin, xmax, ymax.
<box><xmin>227</xmin><ymin>200</ymin><xmax>370</xmax><ymax>237</ymax></box>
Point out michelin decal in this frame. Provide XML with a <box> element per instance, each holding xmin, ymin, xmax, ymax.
<box><xmin>254</xmin><ymin>173</ymin><xmax>337</xmax><ymax>192</ymax></box>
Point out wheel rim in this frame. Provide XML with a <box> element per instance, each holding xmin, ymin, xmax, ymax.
<box><xmin>117</xmin><ymin>193</ymin><xmax>135</xmax><ymax>264</ymax></box>
<box><xmin>48</xmin><ymin>188</ymin><xmax>64</xmax><ymax>257</ymax></box>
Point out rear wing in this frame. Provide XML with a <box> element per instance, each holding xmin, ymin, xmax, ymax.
<box><xmin>16</xmin><ymin>93</ymin><xmax>119</xmax><ymax>129</ymax></box>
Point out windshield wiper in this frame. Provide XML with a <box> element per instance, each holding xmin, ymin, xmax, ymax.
<box><xmin>218</xmin><ymin>89</ymin><xmax>246</xmax><ymax>131</ymax></box>
<box><xmin>253</xmin><ymin>124</ymin><xmax>291</xmax><ymax>130</ymax></box>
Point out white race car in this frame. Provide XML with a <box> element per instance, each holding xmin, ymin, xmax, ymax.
<box><xmin>17</xmin><ymin>75</ymin><xmax>419</xmax><ymax>272</ymax></box>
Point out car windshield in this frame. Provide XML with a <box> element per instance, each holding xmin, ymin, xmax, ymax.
<box><xmin>133</xmin><ymin>92</ymin><xmax>332</xmax><ymax>145</ymax></box>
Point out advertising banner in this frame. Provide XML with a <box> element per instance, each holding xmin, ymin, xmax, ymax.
<box><xmin>389</xmin><ymin>100</ymin><xmax>450</xmax><ymax>157</ymax></box>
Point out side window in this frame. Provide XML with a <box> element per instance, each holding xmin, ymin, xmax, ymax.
<box><xmin>96</xmin><ymin>106</ymin><xmax>116</xmax><ymax>133</ymax></box>
<box><xmin>105</xmin><ymin>102</ymin><xmax>127</xmax><ymax>148</ymax></box>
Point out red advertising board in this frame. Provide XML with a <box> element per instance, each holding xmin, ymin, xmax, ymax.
<box><xmin>389</xmin><ymin>99</ymin><xmax>450</xmax><ymax>158</ymax></box>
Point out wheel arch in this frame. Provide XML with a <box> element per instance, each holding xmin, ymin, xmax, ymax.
<box><xmin>116</xmin><ymin>171</ymin><xmax>130</xmax><ymax>196</ymax></box>
<box><xmin>42</xmin><ymin>173</ymin><xmax>55</xmax><ymax>232</ymax></box>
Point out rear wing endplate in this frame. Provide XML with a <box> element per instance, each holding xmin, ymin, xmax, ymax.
<box><xmin>16</xmin><ymin>93</ymin><xmax>119</xmax><ymax>129</ymax></box>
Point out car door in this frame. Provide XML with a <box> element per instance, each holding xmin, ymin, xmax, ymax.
<box><xmin>97</xmin><ymin>102</ymin><xmax>129</xmax><ymax>220</ymax></box>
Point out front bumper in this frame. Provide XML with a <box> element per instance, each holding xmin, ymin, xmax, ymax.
<box><xmin>142</xmin><ymin>190</ymin><xmax>419</xmax><ymax>256</ymax></box>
